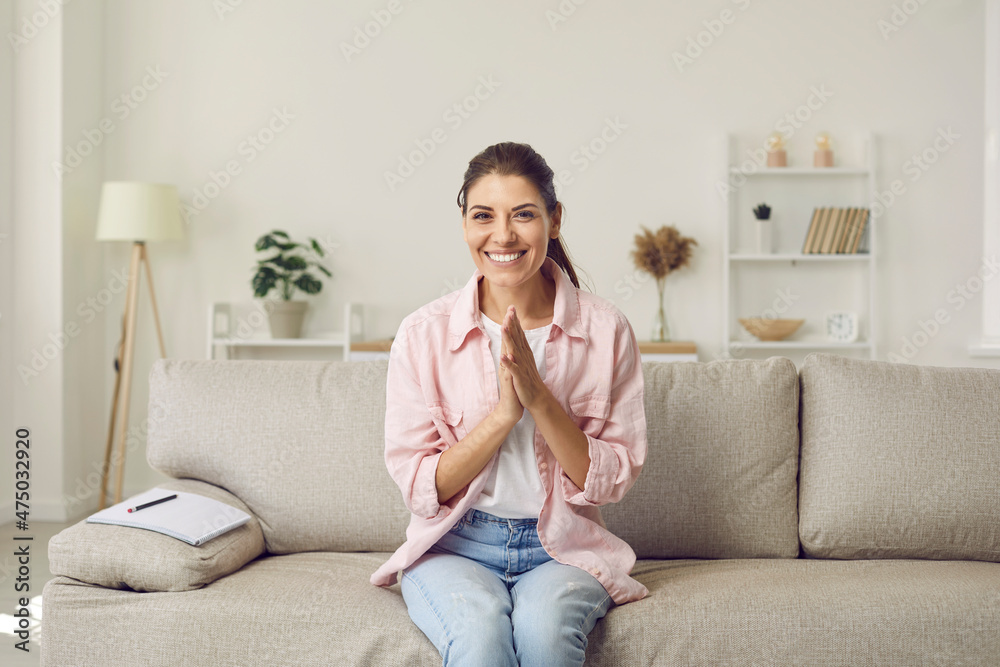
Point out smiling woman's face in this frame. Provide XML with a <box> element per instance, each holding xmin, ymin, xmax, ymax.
<box><xmin>462</xmin><ymin>173</ymin><xmax>561</xmax><ymax>292</ymax></box>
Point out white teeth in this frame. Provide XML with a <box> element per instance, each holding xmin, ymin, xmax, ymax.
<box><xmin>487</xmin><ymin>251</ymin><xmax>525</xmax><ymax>263</ymax></box>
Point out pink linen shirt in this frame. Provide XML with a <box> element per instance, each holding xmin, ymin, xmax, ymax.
<box><xmin>370</xmin><ymin>257</ymin><xmax>649</xmax><ymax>604</ymax></box>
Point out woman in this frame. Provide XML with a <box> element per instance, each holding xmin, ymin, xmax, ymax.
<box><xmin>371</xmin><ymin>142</ymin><xmax>648</xmax><ymax>666</ymax></box>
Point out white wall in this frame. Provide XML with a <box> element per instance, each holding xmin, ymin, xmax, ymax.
<box><xmin>9</xmin><ymin>0</ymin><xmax>67</xmax><ymax>521</ymax></box>
<box><xmin>6</xmin><ymin>0</ymin><xmax>999</xmax><ymax>517</ymax></box>
<box><xmin>0</xmin><ymin>1</ymin><xmax>13</xmax><ymax>526</ymax></box>
<box><xmin>61</xmin><ymin>0</ymin><xmax>107</xmax><ymax>520</ymax></box>
<box><xmin>100</xmin><ymin>0</ymin><xmax>992</xmax><ymax>361</ymax></box>
<box><xmin>3</xmin><ymin>0</ymin><xmax>108</xmax><ymax>524</ymax></box>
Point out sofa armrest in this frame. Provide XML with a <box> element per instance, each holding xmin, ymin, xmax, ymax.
<box><xmin>48</xmin><ymin>477</ymin><xmax>266</xmax><ymax>592</ymax></box>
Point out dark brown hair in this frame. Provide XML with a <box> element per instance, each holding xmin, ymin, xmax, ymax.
<box><xmin>457</xmin><ymin>142</ymin><xmax>581</xmax><ymax>289</ymax></box>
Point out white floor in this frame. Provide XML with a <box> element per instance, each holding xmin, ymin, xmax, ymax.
<box><xmin>0</xmin><ymin>519</ymin><xmax>77</xmax><ymax>667</ymax></box>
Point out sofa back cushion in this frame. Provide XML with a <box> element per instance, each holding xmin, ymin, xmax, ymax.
<box><xmin>602</xmin><ymin>357</ymin><xmax>801</xmax><ymax>559</ymax></box>
<box><xmin>798</xmin><ymin>353</ymin><xmax>1000</xmax><ymax>561</ymax></box>
<box><xmin>147</xmin><ymin>359</ymin><xmax>408</xmax><ymax>554</ymax></box>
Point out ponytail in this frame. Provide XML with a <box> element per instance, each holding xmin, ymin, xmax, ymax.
<box><xmin>546</xmin><ymin>236</ymin><xmax>580</xmax><ymax>289</ymax></box>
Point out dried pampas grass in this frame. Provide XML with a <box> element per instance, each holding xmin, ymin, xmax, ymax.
<box><xmin>631</xmin><ymin>225</ymin><xmax>697</xmax><ymax>282</ymax></box>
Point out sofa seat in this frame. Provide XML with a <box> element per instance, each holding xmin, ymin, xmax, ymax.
<box><xmin>42</xmin><ymin>553</ymin><xmax>1000</xmax><ymax>667</ymax></box>
<box><xmin>591</xmin><ymin>558</ymin><xmax>1000</xmax><ymax>666</ymax></box>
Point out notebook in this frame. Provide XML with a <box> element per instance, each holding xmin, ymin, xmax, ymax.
<box><xmin>86</xmin><ymin>487</ymin><xmax>252</xmax><ymax>546</ymax></box>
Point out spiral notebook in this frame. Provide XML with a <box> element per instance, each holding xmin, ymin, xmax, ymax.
<box><xmin>86</xmin><ymin>487</ymin><xmax>252</xmax><ymax>546</ymax></box>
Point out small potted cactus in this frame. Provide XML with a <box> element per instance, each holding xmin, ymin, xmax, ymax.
<box><xmin>753</xmin><ymin>202</ymin><xmax>772</xmax><ymax>254</ymax></box>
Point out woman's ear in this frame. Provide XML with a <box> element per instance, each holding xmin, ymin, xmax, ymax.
<box><xmin>549</xmin><ymin>202</ymin><xmax>563</xmax><ymax>238</ymax></box>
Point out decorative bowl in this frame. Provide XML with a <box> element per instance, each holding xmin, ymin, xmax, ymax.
<box><xmin>738</xmin><ymin>317</ymin><xmax>805</xmax><ymax>342</ymax></box>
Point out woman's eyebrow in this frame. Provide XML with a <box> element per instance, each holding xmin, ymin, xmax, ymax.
<box><xmin>468</xmin><ymin>203</ymin><xmax>539</xmax><ymax>212</ymax></box>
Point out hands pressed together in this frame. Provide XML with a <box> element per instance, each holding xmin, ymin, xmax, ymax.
<box><xmin>496</xmin><ymin>305</ymin><xmax>552</xmax><ymax>428</ymax></box>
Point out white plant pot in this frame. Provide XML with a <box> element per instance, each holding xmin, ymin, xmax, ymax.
<box><xmin>268</xmin><ymin>300</ymin><xmax>308</xmax><ymax>339</ymax></box>
<box><xmin>756</xmin><ymin>220</ymin><xmax>772</xmax><ymax>254</ymax></box>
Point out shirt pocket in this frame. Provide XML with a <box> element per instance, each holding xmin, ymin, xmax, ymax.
<box><xmin>427</xmin><ymin>401</ymin><xmax>467</xmax><ymax>448</ymax></box>
<box><xmin>569</xmin><ymin>394</ymin><xmax>611</xmax><ymax>439</ymax></box>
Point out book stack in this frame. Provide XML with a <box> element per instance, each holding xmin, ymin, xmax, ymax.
<box><xmin>801</xmin><ymin>207</ymin><xmax>869</xmax><ymax>254</ymax></box>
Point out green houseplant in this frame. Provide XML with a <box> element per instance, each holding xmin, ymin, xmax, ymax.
<box><xmin>251</xmin><ymin>229</ymin><xmax>332</xmax><ymax>338</ymax></box>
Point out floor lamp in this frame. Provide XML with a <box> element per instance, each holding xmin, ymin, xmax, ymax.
<box><xmin>96</xmin><ymin>182</ymin><xmax>183</xmax><ymax>509</ymax></box>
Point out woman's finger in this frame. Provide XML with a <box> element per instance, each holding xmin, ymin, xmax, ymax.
<box><xmin>503</xmin><ymin>309</ymin><xmax>528</xmax><ymax>355</ymax></box>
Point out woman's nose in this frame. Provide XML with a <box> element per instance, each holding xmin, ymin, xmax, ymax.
<box><xmin>493</xmin><ymin>218</ymin><xmax>516</xmax><ymax>242</ymax></box>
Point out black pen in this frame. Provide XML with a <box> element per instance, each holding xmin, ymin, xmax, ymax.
<box><xmin>127</xmin><ymin>494</ymin><xmax>178</xmax><ymax>513</ymax></box>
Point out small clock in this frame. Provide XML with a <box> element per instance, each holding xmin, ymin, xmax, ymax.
<box><xmin>826</xmin><ymin>312</ymin><xmax>858</xmax><ymax>343</ymax></box>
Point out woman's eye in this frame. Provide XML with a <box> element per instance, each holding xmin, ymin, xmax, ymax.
<box><xmin>472</xmin><ymin>212</ymin><xmax>491</xmax><ymax>221</ymax></box>
<box><xmin>515</xmin><ymin>211</ymin><xmax>535</xmax><ymax>220</ymax></box>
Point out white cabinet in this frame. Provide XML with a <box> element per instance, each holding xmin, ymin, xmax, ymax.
<box><xmin>722</xmin><ymin>133</ymin><xmax>877</xmax><ymax>360</ymax></box>
<box><xmin>208</xmin><ymin>301</ymin><xmax>365</xmax><ymax>360</ymax></box>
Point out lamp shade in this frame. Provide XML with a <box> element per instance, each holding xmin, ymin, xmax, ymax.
<box><xmin>96</xmin><ymin>181</ymin><xmax>183</xmax><ymax>241</ymax></box>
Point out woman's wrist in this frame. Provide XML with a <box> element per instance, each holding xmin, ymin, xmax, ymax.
<box><xmin>524</xmin><ymin>384</ymin><xmax>557</xmax><ymax>418</ymax></box>
<box><xmin>489</xmin><ymin>406</ymin><xmax>520</xmax><ymax>433</ymax></box>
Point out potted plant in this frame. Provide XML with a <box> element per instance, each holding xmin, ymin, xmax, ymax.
<box><xmin>251</xmin><ymin>229</ymin><xmax>332</xmax><ymax>338</ymax></box>
<box><xmin>631</xmin><ymin>225</ymin><xmax>697</xmax><ymax>342</ymax></box>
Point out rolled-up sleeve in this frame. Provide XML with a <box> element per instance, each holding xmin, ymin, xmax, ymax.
<box><xmin>561</xmin><ymin>313</ymin><xmax>647</xmax><ymax>506</ymax></box>
<box><xmin>383</xmin><ymin>322</ymin><xmax>446</xmax><ymax>519</ymax></box>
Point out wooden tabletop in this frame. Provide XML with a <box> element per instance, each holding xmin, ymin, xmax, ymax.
<box><xmin>351</xmin><ymin>339</ymin><xmax>394</xmax><ymax>352</ymax></box>
<box><xmin>637</xmin><ymin>341</ymin><xmax>697</xmax><ymax>354</ymax></box>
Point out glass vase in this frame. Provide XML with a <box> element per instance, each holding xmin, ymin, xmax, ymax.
<box><xmin>652</xmin><ymin>279</ymin><xmax>671</xmax><ymax>342</ymax></box>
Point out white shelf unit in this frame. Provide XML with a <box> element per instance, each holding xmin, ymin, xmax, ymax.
<box><xmin>722</xmin><ymin>133</ymin><xmax>877</xmax><ymax>360</ymax></box>
<box><xmin>208</xmin><ymin>301</ymin><xmax>365</xmax><ymax>360</ymax></box>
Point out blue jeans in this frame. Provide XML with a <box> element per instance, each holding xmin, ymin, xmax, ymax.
<box><xmin>401</xmin><ymin>509</ymin><xmax>614</xmax><ymax>667</ymax></box>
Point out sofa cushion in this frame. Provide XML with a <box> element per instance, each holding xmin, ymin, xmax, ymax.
<box><xmin>799</xmin><ymin>353</ymin><xmax>1000</xmax><ymax>561</ymax></box>
<box><xmin>586</xmin><ymin>558</ymin><xmax>1000</xmax><ymax>666</ymax></box>
<box><xmin>41</xmin><ymin>552</ymin><xmax>441</xmax><ymax>667</ymax></box>
<box><xmin>146</xmin><ymin>359</ymin><xmax>409</xmax><ymax>555</ymax></box>
<box><xmin>42</xmin><ymin>555</ymin><xmax>1000</xmax><ymax>666</ymax></box>
<box><xmin>48</xmin><ymin>478</ymin><xmax>265</xmax><ymax>592</ymax></box>
<box><xmin>602</xmin><ymin>357</ymin><xmax>801</xmax><ymax>559</ymax></box>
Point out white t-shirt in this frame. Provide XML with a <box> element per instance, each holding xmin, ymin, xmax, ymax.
<box><xmin>472</xmin><ymin>311</ymin><xmax>551</xmax><ymax>519</ymax></box>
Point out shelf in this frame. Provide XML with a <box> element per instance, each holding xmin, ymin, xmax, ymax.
<box><xmin>728</xmin><ymin>340</ymin><xmax>871</xmax><ymax>349</ymax></box>
<box><xmin>730</xmin><ymin>253</ymin><xmax>870</xmax><ymax>262</ymax></box>
<box><xmin>729</xmin><ymin>167</ymin><xmax>869</xmax><ymax>177</ymax></box>
<box><xmin>724</xmin><ymin>132</ymin><xmax>877</xmax><ymax>360</ymax></box>
<box><xmin>208</xmin><ymin>301</ymin><xmax>364</xmax><ymax>360</ymax></box>
<box><xmin>210</xmin><ymin>336</ymin><xmax>348</xmax><ymax>347</ymax></box>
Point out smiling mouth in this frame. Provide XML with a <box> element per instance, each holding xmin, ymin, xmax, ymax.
<box><xmin>485</xmin><ymin>250</ymin><xmax>527</xmax><ymax>264</ymax></box>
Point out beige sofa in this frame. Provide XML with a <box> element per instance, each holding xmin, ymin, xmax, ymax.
<box><xmin>41</xmin><ymin>353</ymin><xmax>1000</xmax><ymax>666</ymax></box>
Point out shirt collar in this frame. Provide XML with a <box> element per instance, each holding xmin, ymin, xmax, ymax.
<box><xmin>447</xmin><ymin>256</ymin><xmax>588</xmax><ymax>351</ymax></box>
